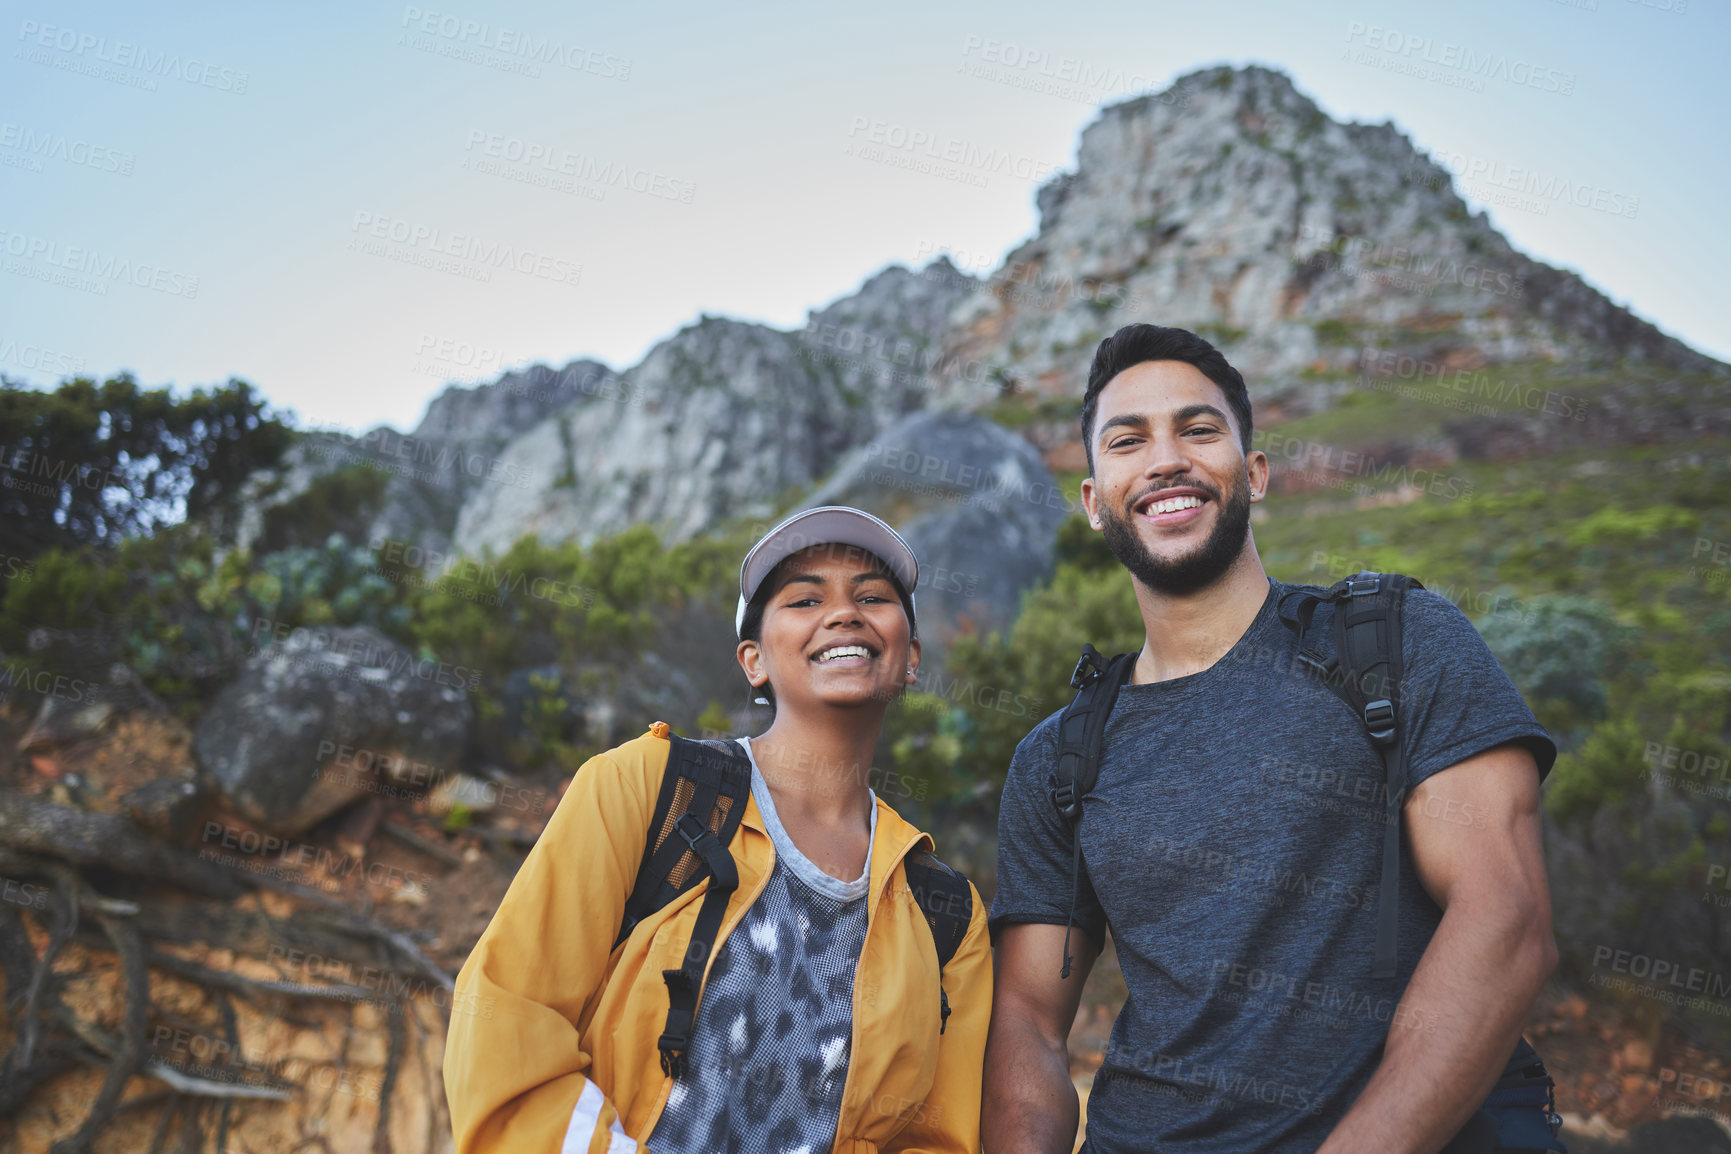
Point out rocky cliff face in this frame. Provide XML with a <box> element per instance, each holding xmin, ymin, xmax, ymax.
<box><xmin>934</xmin><ymin>65</ymin><xmax>1719</xmax><ymax>463</ymax></box>
<box><xmin>451</xmin><ymin>260</ymin><xmax>978</xmax><ymax>555</ymax></box>
<box><xmin>233</xmin><ymin>360</ymin><xmax>613</xmax><ymax>558</ymax></box>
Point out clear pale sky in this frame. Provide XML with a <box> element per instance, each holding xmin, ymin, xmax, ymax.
<box><xmin>1</xmin><ymin>0</ymin><xmax>1724</xmax><ymax>433</ymax></box>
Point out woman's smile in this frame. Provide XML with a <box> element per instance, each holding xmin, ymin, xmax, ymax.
<box><xmin>811</xmin><ymin>643</ymin><xmax>877</xmax><ymax>667</ymax></box>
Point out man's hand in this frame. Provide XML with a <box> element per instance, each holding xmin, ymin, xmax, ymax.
<box><xmin>983</xmin><ymin>923</ymin><xmax>1100</xmax><ymax>1154</ymax></box>
<box><xmin>1316</xmin><ymin>742</ymin><xmax>1558</xmax><ymax>1154</ymax></box>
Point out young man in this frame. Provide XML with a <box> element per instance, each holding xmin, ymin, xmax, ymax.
<box><xmin>983</xmin><ymin>324</ymin><xmax>1562</xmax><ymax>1154</ymax></box>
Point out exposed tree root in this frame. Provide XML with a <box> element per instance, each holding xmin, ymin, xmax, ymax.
<box><xmin>0</xmin><ymin>782</ymin><xmax>456</xmax><ymax>1151</ymax></box>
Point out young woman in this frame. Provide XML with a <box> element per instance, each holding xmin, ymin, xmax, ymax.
<box><xmin>444</xmin><ymin>506</ymin><xmax>991</xmax><ymax>1154</ymax></box>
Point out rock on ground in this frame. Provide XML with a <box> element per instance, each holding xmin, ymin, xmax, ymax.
<box><xmin>804</xmin><ymin>409</ymin><xmax>1072</xmax><ymax>675</ymax></box>
<box><xmin>194</xmin><ymin>626</ymin><xmax>471</xmax><ymax>835</ymax></box>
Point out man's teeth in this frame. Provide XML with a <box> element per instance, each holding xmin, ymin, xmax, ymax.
<box><xmin>816</xmin><ymin>645</ymin><xmax>871</xmax><ymax>663</ymax></box>
<box><xmin>1147</xmin><ymin>495</ymin><xmax>1203</xmax><ymax>515</ymax></box>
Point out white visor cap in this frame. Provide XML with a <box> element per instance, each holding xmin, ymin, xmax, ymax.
<box><xmin>735</xmin><ymin>506</ymin><xmax>919</xmax><ymax>636</ymax></box>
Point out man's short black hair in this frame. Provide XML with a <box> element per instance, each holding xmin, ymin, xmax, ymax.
<box><xmin>737</xmin><ymin>550</ymin><xmax>917</xmax><ymax>711</ymax></box>
<box><xmin>1080</xmin><ymin>324</ymin><xmax>1254</xmax><ymax>472</ymax></box>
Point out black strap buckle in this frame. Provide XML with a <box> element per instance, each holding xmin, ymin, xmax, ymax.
<box><xmin>1049</xmin><ymin>779</ymin><xmax>1080</xmax><ymax>820</ymax></box>
<box><xmin>1363</xmin><ymin>698</ymin><xmax>1396</xmax><ymax>743</ymax></box>
<box><xmin>1070</xmin><ymin>647</ymin><xmax>1106</xmax><ymax>690</ymax></box>
<box><xmin>675</xmin><ymin>811</ymin><xmax>715</xmax><ymax>854</ymax></box>
<box><xmin>657</xmin><ymin>1030</ymin><xmax>689</xmax><ymax>1078</ymax></box>
<box><xmin>1346</xmin><ymin>573</ymin><xmax>1380</xmax><ymax>598</ymax></box>
<box><xmin>1295</xmin><ymin>648</ymin><xmax>1335</xmax><ymax>677</ymax></box>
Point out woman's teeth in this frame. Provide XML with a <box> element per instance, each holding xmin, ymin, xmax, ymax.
<box><xmin>815</xmin><ymin>645</ymin><xmax>871</xmax><ymax>662</ymax></box>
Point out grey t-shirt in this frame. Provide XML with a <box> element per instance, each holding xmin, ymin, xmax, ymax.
<box><xmin>648</xmin><ymin>737</ymin><xmax>877</xmax><ymax>1154</ymax></box>
<box><xmin>991</xmin><ymin>578</ymin><xmax>1556</xmax><ymax>1154</ymax></box>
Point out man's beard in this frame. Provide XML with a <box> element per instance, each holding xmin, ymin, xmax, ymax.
<box><xmin>1098</xmin><ymin>473</ymin><xmax>1252</xmax><ymax>595</ymax></box>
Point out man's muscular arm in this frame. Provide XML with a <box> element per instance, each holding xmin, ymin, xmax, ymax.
<box><xmin>1316</xmin><ymin>742</ymin><xmax>1558</xmax><ymax>1154</ymax></box>
<box><xmin>983</xmin><ymin>923</ymin><xmax>1100</xmax><ymax>1154</ymax></box>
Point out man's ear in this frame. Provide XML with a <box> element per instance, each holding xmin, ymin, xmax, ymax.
<box><xmin>737</xmin><ymin>639</ymin><xmax>767</xmax><ymax>687</ymax></box>
<box><xmin>1246</xmin><ymin>449</ymin><xmax>1269</xmax><ymax>501</ymax></box>
<box><xmin>1080</xmin><ymin>475</ymin><xmax>1101</xmax><ymax>529</ymax></box>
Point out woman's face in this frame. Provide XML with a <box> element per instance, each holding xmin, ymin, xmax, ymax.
<box><xmin>739</xmin><ymin>543</ymin><xmax>919</xmax><ymax>714</ymax></box>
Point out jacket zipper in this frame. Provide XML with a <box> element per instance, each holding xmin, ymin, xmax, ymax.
<box><xmin>832</xmin><ymin>829</ymin><xmax>929</xmax><ymax>1150</ymax></box>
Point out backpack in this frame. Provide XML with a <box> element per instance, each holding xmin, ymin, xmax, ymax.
<box><xmin>619</xmin><ymin>730</ymin><xmax>972</xmax><ymax>1079</ymax></box>
<box><xmin>1050</xmin><ymin>572</ymin><xmax>1565</xmax><ymax>1151</ymax></box>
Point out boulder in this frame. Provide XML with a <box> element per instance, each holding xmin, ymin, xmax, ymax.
<box><xmin>193</xmin><ymin>625</ymin><xmax>471</xmax><ymax>834</ymax></box>
<box><xmin>804</xmin><ymin>409</ymin><xmax>1072</xmax><ymax>675</ymax></box>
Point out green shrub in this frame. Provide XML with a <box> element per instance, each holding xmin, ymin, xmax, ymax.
<box><xmin>1477</xmin><ymin>595</ymin><xmax>1636</xmax><ymax>733</ymax></box>
<box><xmin>1543</xmin><ymin>715</ymin><xmax>1653</xmax><ymax>820</ymax></box>
<box><xmin>0</xmin><ymin>528</ymin><xmax>411</xmax><ymax>712</ymax></box>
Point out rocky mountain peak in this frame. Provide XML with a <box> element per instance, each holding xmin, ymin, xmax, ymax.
<box><xmin>937</xmin><ymin>63</ymin><xmax>1716</xmax><ymax>424</ymax></box>
<box><xmin>411</xmin><ymin>359</ymin><xmax>616</xmax><ymax>445</ymax></box>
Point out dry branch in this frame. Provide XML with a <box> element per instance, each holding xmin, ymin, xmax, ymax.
<box><xmin>56</xmin><ymin>1001</ymin><xmax>296</xmax><ymax>1102</ymax></box>
<box><xmin>0</xmin><ymin>791</ymin><xmax>241</xmax><ymax>899</ymax></box>
<box><xmin>16</xmin><ymin>866</ymin><xmax>78</xmax><ymax>1071</ymax></box>
<box><xmin>380</xmin><ymin>820</ymin><xmax>463</xmax><ymax>868</ymax></box>
<box><xmin>147</xmin><ymin>948</ymin><xmax>382</xmax><ymax>1004</ymax></box>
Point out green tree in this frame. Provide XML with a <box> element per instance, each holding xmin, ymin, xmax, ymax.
<box><xmin>0</xmin><ymin>374</ymin><xmax>292</xmax><ymax>561</ymax></box>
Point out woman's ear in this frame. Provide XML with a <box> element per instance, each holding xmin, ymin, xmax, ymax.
<box><xmin>737</xmin><ymin>639</ymin><xmax>767</xmax><ymax>687</ymax></box>
<box><xmin>904</xmin><ymin>636</ymin><xmax>921</xmax><ymax>684</ymax></box>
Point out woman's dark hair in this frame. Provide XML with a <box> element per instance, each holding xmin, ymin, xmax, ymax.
<box><xmin>738</xmin><ymin>550</ymin><xmax>917</xmax><ymax>711</ymax></box>
<box><xmin>1080</xmin><ymin>323</ymin><xmax>1254</xmax><ymax>471</ymax></box>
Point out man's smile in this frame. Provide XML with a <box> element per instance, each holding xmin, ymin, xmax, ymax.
<box><xmin>1134</xmin><ymin>486</ymin><xmax>1211</xmax><ymax>527</ymax></box>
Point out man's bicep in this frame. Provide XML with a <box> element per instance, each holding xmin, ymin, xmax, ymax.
<box><xmin>1404</xmin><ymin>742</ymin><xmax>1548</xmax><ymax>914</ymax></box>
<box><xmin>992</xmin><ymin>922</ymin><xmax>1099</xmax><ymax>1045</ymax></box>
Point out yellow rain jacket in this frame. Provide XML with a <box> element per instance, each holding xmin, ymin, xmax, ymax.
<box><xmin>444</xmin><ymin>724</ymin><xmax>992</xmax><ymax>1153</ymax></box>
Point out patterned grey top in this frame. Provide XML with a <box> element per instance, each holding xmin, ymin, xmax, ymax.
<box><xmin>646</xmin><ymin>737</ymin><xmax>877</xmax><ymax>1154</ymax></box>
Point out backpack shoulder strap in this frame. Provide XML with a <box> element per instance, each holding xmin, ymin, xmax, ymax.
<box><xmin>901</xmin><ymin>849</ymin><xmax>973</xmax><ymax>1035</ymax></box>
<box><xmin>1051</xmin><ymin>645</ymin><xmax>1138</xmax><ymax>821</ymax></box>
<box><xmin>616</xmin><ymin>733</ymin><xmax>751</xmax><ymax>949</ymax></box>
<box><xmin>902</xmin><ymin>850</ymin><xmax>971</xmax><ymax>968</ymax></box>
<box><xmin>1279</xmin><ymin>572</ymin><xmax>1423</xmax><ymax>980</ymax></box>
<box><xmin>1048</xmin><ymin>644</ymin><xmax>1137</xmax><ymax>978</ymax></box>
<box><xmin>615</xmin><ymin>728</ymin><xmax>752</xmax><ymax>1078</ymax></box>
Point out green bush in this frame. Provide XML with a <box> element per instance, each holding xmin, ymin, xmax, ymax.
<box><xmin>879</xmin><ymin>555</ymin><xmax>1142</xmax><ymax>800</ymax></box>
<box><xmin>1542</xmin><ymin>715</ymin><xmax>1654</xmax><ymax>820</ymax></box>
<box><xmin>0</xmin><ymin>528</ymin><xmax>412</xmax><ymax>712</ymax></box>
<box><xmin>399</xmin><ymin>526</ymin><xmax>739</xmax><ymax>768</ymax></box>
<box><xmin>1477</xmin><ymin>595</ymin><xmax>1636</xmax><ymax>736</ymax></box>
